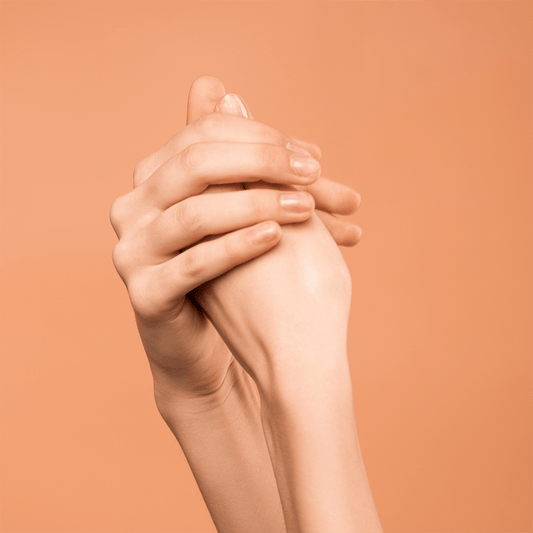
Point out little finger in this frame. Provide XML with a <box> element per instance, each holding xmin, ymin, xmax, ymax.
<box><xmin>296</xmin><ymin>177</ymin><xmax>361</xmax><ymax>215</ymax></box>
<box><xmin>315</xmin><ymin>210</ymin><xmax>362</xmax><ymax>247</ymax></box>
<box><xmin>157</xmin><ymin>222</ymin><xmax>282</xmax><ymax>296</ymax></box>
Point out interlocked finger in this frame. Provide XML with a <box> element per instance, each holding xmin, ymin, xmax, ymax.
<box><xmin>134</xmin><ymin>113</ymin><xmax>320</xmax><ymax>187</ymax></box>
<box><xmin>153</xmin><ymin>221</ymin><xmax>283</xmax><ymax>303</ymax></box>
<box><xmin>315</xmin><ymin>210</ymin><xmax>362</xmax><ymax>247</ymax></box>
<box><xmin>137</xmin><ymin>142</ymin><xmax>321</xmax><ymax>211</ymax></box>
<box><xmin>139</xmin><ymin>188</ymin><xmax>315</xmax><ymax>259</ymax></box>
<box><xmin>295</xmin><ymin>176</ymin><xmax>361</xmax><ymax>216</ymax></box>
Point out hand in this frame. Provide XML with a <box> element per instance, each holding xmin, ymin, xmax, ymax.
<box><xmin>191</xmin><ymin>82</ymin><xmax>382</xmax><ymax>533</ymax></box>
<box><xmin>110</xmin><ymin>84</ymin><xmax>326</xmax><ymax>408</ymax></box>
<box><xmin>189</xmin><ymin>75</ymin><xmax>364</xmax><ymax>247</ymax></box>
<box><xmin>110</xmin><ymin>76</ymin><xmax>381</xmax><ymax>533</ymax></box>
<box><xmin>187</xmin><ymin>77</ymin><xmax>353</xmax><ymax>389</ymax></box>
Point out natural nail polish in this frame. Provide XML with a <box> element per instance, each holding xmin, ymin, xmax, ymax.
<box><xmin>216</xmin><ymin>93</ymin><xmax>249</xmax><ymax>118</ymax></box>
<box><xmin>286</xmin><ymin>140</ymin><xmax>311</xmax><ymax>155</ymax></box>
<box><xmin>290</xmin><ymin>153</ymin><xmax>320</xmax><ymax>178</ymax></box>
<box><xmin>280</xmin><ymin>192</ymin><xmax>313</xmax><ymax>213</ymax></box>
<box><xmin>250</xmin><ymin>223</ymin><xmax>277</xmax><ymax>244</ymax></box>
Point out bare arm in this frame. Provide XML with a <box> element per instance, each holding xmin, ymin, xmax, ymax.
<box><xmin>196</xmin><ymin>211</ymin><xmax>383</xmax><ymax>533</ymax></box>
<box><xmin>154</xmin><ymin>360</ymin><xmax>285</xmax><ymax>533</ymax></box>
<box><xmin>111</xmin><ymin>75</ymin><xmax>376</xmax><ymax>532</ymax></box>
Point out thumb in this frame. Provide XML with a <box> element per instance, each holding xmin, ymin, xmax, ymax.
<box><xmin>186</xmin><ymin>75</ymin><xmax>226</xmax><ymax>125</ymax></box>
<box><xmin>215</xmin><ymin>93</ymin><xmax>254</xmax><ymax>120</ymax></box>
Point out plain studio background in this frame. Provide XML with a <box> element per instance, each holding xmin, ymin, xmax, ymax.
<box><xmin>0</xmin><ymin>1</ymin><xmax>531</xmax><ymax>532</ymax></box>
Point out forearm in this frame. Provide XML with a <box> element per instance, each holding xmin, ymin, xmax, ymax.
<box><xmin>197</xmin><ymin>215</ymin><xmax>382</xmax><ymax>532</ymax></box>
<box><xmin>154</xmin><ymin>359</ymin><xmax>286</xmax><ymax>533</ymax></box>
<box><xmin>257</xmin><ymin>350</ymin><xmax>383</xmax><ymax>533</ymax></box>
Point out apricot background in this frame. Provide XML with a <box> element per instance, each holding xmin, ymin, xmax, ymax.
<box><xmin>1</xmin><ymin>1</ymin><xmax>531</xmax><ymax>532</ymax></box>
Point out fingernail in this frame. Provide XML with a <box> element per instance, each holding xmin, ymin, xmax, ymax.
<box><xmin>290</xmin><ymin>153</ymin><xmax>320</xmax><ymax>178</ymax></box>
<box><xmin>280</xmin><ymin>192</ymin><xmax>314</xmax><ymax>213</ymax></box>
<box><xmin>354</xmin><ymin>225</ymin><xmax>363</xmax><ymax>240</ymax></box>
<box><xmin>216</xmin><ymin>93</ymin><xmax>248</xmax><ymax>118</ymax></box>
<box><xmin>286</xmin><ymin>140</ymin><xmax>311</xmax><ymax>155</ymax></box>
<box><xmin>250</xmin><ymin>223</ymin><xmax>278</xmax><ymax>244</ymax></box>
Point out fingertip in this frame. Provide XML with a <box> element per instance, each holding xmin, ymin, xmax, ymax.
<box><xmin>291</xmin><ymin>137</ymin><xmax>322</xmax><ymax>161</ymax></box>
<box><xmin>216</xmin><ymin>93</ymin><xmax>251</xmax><ymax>119</ymax></box>
<box><xmin>354</xmin><ymin>191</ymin><xmax>362</xmax><ymax>209</ymax></box>
<box><xmin>249</xmin><ymin>221</ymin><xmax>281</xmax><ymax>246</ymax></box>
<box><xmin>354</xmin><ymin>225</ymin><xmax>362</xmax><ymax>242</ymax></box>
<box><xmin>341</xmin><ymin>225</ymin><xmax>362</xmax><ymax>247</ymax></box>
<box><xmin>335</xmin><ymin>187</ymin><xmax>361</xmax><ymax>216</ymax></box>
<box><xmin>310</xmin><ymin>143</ymin><xmax>322</xmax><ymax>161</ymax></box>
<box><xmin>190</xmin><ymin>74</ymin><xmax>226</xmax><ymax>95</ymax></box>
<box><xmin>345</xmin><ymin>189</ymin><xmax>361</xmax><ymax>215</ymax></box>
<box><xmin>187</xmin><ymin>75</ymin><xmax>227</xmax><ymax>124</ymax></box>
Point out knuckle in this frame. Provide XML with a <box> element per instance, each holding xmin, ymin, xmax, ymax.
<box><xmin>109</xmin><ymin>195</ymin><xmax>130</xmax><ymax>234</ymax></box>
<box><xmin>129</xmin><ymin>270</ymin><xmax>180</xmax><ymax>322</ymax></box>
<box><xmin>177</xmin><ymin>143</ymin><xmax>204</xmax><ymax>173</ymax></box>
<box><xmin>127</xmin><ymin>276</ymin><xmax>156</xmax><ymax>319</ymax></box>
<box><xmin>133</xmin><ymin>158</ymin><xmax>151</xmax><ymax>187</ymax></box>
<box><xmin>111</xmin><ymin>241</ymin><xmax>131</xmax><ymax>276</ymax></box>
<box><xmin>179</xmin><ymin>250</ymin><xmax>203</xmax><ymax>280</ymax></box>
<box><xmin>306</xmin><ymin>142</ymin><xmax>321</xmax><ymax>160</ymax></box>
<box><xmin>173</xmin><ymin>199</ymin><xmax>201</xmax><ymax>234</ymax></box>
<box><xmin>195</xmin><ymin>112</ymin><xmax>224</xmax><ymax>139</ymax></box>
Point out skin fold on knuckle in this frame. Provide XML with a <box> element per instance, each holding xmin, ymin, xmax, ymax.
<box><xmin>128</xmin><ymin>276</ymin><xmax>165</xmax><ymax>321</ymax></box>
<box><xmin>179</xmin><ymin>248</ymin><xmax>205</xmax><ymax>282</ymax></box>
<box><xmin>194</xmin><ymin>112</ymin><xmax>225</xmax><ymax>141</ymax></box>
<box><xmin>222</xmin><ymin>230</ymin><xmax>251</xmax><ymax>267</ymax></box>
<box><xmin>173</xmin><ymin>198</ymin><xmax>202</xmax><ymax>237</ymax></box>
<box><xmin>177</xmin><ymin>142</ymin><xmax>204</xmax><ymax>174</ymax></box>
<box><xmin>111</xmin><ymin>240</ymin><xmax>135</xmax><ymax>280</ymax></box>
<box><xmin>109</xmin><ymin>194</ymin><xmax>132</xmax><ymax>236</ymax></box>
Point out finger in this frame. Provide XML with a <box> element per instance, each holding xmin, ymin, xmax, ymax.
<box><xmin>140</xmin><ymin>189</ymin><xmax>314</xmax><ymax>258</ymax></box>
<box><xmin>214</xmin><ymin>94</ymin><xmax>324</xmax><ymax>167</ymax></box>
<box><xmin>291</xmin><ymin>137</ymin><xmax>322</xmax><ymax>161</ymax></box>
<box><xmin>134</xmin><ymin>113</ymin><xmax>316</xmax><ymax>187</ymax></box>
<box><xmin>156</xmin><ymin>222</ymin><xmax>282</xmax><ymax>297</ymax></box>
<box><xmin>295</xmin><ymin>177</ymin><xmax>361</xmax><ymax>215</ymax></box>
<box><xmin>138</xmin><ymin>142</ymin><xmax>321</xmax><ymax>210</ymax></box>
<box><xmin>186</xmin><ymin>75</ymin><xmax>226</xmax><ymax>125</ymax></box>
<box><xmin>209</xmin><ymin>92</ymin><xmax>253</xmax><ymax>196</ymax></box>
<box><xmin>315</xmin><ymin>210</ymin><xmax>362</xmax><ymax>247</ymax></box>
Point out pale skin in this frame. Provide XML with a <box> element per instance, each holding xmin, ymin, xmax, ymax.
<box><xmin>110</xmin><ymin>75</ymin><xmax>382</xmax><ymax>533</ymax></box>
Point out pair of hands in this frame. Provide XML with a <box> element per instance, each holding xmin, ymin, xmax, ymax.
<box><xmin>110</xmin><ymin>75</ymin><xmax>361</xmax><ymax>404</ymax></box>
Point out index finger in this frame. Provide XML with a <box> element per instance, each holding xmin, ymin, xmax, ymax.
<box><xmin>134</xmin><ymin>113</ymin><xmax>309</xmax><ymax>187</ymax></box>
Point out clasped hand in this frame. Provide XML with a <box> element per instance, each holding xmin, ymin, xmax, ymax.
<box><xmin>110</xmin><ymin>76</ymin><xmax>360</xmax><ymax>406</ymax></box>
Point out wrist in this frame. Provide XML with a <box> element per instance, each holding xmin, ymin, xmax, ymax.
<box><xmin>152</xmin><ymin>358</ymin><xmax>258</xmax><ymax>428</ymax></box>
<box><xmin>255</xmin><ymin>348</ymin><xmax>382</xmax><ymax>533</ymax></box>
<box><xmin>252</xmin><ymin>343</ymin><xmax>354</xmax><ymax>403</ymax></box>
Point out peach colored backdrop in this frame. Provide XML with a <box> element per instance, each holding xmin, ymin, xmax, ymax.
<box><xmin>1</xmin><ymin>1</ymin><xmax>531</xmax><ymax>532</ymax></box>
